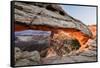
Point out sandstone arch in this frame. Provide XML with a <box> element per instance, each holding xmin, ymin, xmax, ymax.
<box><xmin>14</xmin><ymin>2</ymin><xmax>93</xmax><ymax>50</ymax></box>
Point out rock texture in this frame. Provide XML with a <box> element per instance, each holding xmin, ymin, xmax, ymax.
<box><xmin>15</xmin><ymin>47</ymin><xmax>41</xmax><ymax>66</ymax></box>
<box><xmin>15</xmin><ymin>36</ymin><xmax>97</xmax><ymax>66</ymax></box>
<box><xmin>13</xmin><ymin>1</ymin><xmax>97</xmax><ymax>66</ymax></box>
<box><xmin>46</xmin><ymin>30</ymin><xmax>81</xmax><ymax>57</ymax></box>
<box><xmin>41</xmin><ymin>37</ymin><xmax>97</xmax><ymax>64</ymax></box>
<box><xmin>14</xmin><ymin>2</ymin><xmax>92</xmax><ymax>37</ymax></box>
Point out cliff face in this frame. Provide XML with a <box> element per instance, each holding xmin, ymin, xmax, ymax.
<box><xmin>14</xmin><ymin>2</ymin><xmax>92</xmax><ymax>47</ymax></box>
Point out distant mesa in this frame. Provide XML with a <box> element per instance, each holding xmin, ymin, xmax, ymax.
<box><xmin>15</xmin><ymin>30</ymin><xmax>51</xmax><ymax>36</ymax></box>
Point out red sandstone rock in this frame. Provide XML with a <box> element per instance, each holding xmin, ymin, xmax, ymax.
<box><xmin>88</xmin><ymin>25</ymin><xmax>96</xmax><ymax>39</ymax></box>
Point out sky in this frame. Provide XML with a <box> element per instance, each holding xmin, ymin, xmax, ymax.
<box><xmin>60</xmin><ymin>5</ymin><xmax>96</xmax><ymax>25</ymax></box>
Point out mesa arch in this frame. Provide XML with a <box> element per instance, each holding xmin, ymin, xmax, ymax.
<box><xmin>14</xmin><ymin>2</ymin><xmax>93</xmax><ymax>49</ymax></box>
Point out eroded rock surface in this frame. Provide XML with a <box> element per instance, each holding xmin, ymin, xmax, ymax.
<box><xmin>15</xmin><ymin>47</ymin><xmax>41</xmax><ymax>66</ymax></box>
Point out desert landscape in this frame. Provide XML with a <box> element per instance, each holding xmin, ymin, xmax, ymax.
<box><xmin>13</xmin><ymin>2</ymin><xmax>97</xmax><ymax>66</ymax></box>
